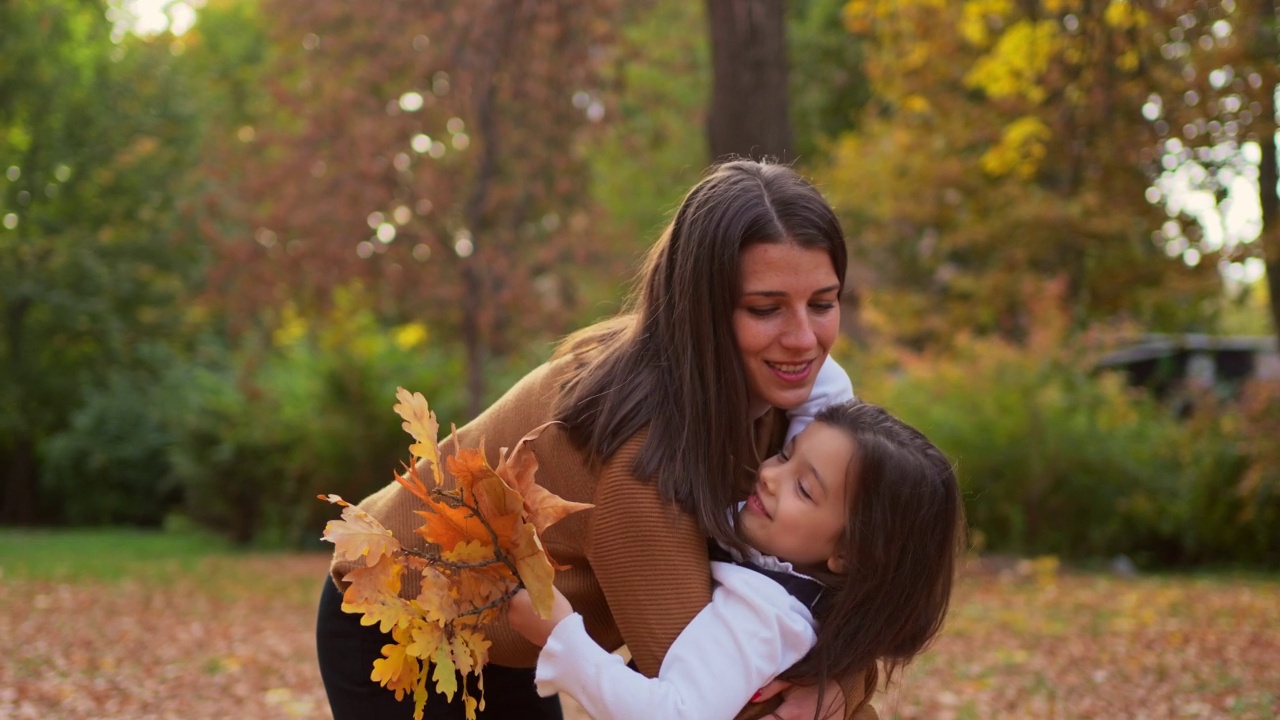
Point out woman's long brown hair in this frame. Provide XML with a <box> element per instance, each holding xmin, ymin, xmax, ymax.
<box><xmin>551</xmin><ymin>159</ymin><xmax>847</xmax><ymax>547</ymax></box>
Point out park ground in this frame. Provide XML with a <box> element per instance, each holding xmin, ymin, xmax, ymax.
<box><xmin>1</xmin><ymin>530</ymin><xmax>1276</xmax><ymax>720</ymax></box>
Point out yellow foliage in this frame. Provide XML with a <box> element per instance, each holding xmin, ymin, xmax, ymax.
<box><xmin>965</xmin><ymin>20</ymin><xmax>1062</xmax><ymax>103</ymax></box>
<box><xmin>960</xmin><ymin>0</ymin><xmax>1014</xmax><ymax>47</ymax></box>
<box><xmin>271</xmin><ymin>303</ymin><xmax>307</xmax><ymax>347</ymax></box>
<box><xmin>979</xmin><ymin>115</ymin><xmax>1052</xmax><ymax>178</ymax></box>
<box><xmin>1103</xmin><ymin>0</ymin><xmax>1148</xmax><ymax>30</ymax></box>
<box><xmin>393</xmin><ymin>322</ymin><xmax>428</xmax><ymax>351</ymax></box>
<box><xmin>902</xmin><ymin>94</ymin><xmax>932</xmax><ymax>114</ymax></box>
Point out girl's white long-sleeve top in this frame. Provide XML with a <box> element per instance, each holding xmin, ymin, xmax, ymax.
<box><xmin>531</xmin><ymin>560</ymin><xmax>819</xmax><ymax>720</ymax></box>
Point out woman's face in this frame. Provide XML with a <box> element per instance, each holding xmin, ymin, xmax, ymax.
<box><xmin>732</xmin><ymin>242</ymin><xmax>841</xmax><ymax>417</ymax></box>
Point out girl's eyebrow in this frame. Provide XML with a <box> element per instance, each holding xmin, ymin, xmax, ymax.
<box><xmin>742</xmin><ymin>283</ymin><xmax>841</xmax><ymax>298</ymax></box>
<box><xmin>793</xmin><ymin>432</ymin><xmax>829</xmax><ymax>497</ymax></box>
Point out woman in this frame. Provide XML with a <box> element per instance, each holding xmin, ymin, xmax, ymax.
<box><xmin>316</xmin><ymin>160</ymin><xmax>875</xmax><ymax>720</ymax></box>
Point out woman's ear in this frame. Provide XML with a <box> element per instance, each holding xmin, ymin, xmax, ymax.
<box><xmin>827</xmin><ymin>552</ymin><xmax>846</xmax><ymax>574</ymax></box>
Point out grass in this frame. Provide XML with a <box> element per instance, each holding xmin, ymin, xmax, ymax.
<box><xmin>0</xmin><ymin>525</ymin><xmax>328</xmax><ymax>586</ymax></box>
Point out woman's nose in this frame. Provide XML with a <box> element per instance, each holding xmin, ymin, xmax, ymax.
<box><xmin>779</xmin><ymin>312</ymin><xmax>817</xmax><ymax>351</ymax></box>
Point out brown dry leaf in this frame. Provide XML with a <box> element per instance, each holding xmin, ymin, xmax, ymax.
<box><xmin>495</xmin><ymin>422</ymin><xmax>594</xmax><ymax>534</ymax></box>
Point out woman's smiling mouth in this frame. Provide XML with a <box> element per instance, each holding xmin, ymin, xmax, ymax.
<box><xmin>765</xmin><ymin>359</ymin><xmax>813</xmax><ymax>381</ymax></box>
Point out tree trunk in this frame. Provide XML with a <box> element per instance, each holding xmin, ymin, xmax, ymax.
<box><xmin>1261</xmin><ymin>91</ymin><xmax>1280</xmax><ymax>340</ymax></box>
<box><xmin>704</xmin><ymin>0</ymin><xmax>793</xmax><ymax>162</ymax></box>
<box><xmin>1</xmin><ymin>434</ymin><xmax>38</xmax><ymax>525</ymax></box>
<box><xmin>1250</xmin><ymin>0</ymin><xmax>1280</xmax><ymax>340</ymax></box>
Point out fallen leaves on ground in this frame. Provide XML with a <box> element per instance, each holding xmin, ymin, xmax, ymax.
<box><xmin>1</xmin><ymin>553</ymin><xmax>1275</xmax><ymax>720</ymax></box>
<box><xmin>877</xmin><ymin>559</ymin><xmax>1280</xmax><ymax>720</ymax></box>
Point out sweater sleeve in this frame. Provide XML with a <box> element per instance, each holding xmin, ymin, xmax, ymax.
<box><xmin>534</xmin><ymin>563</ymin><xmax>817</xmax><ymax>720</ymax></box>
<box><xmin>586</xmin><ymin>430</ymin><xmax>712</xmax><ymax>677</ymax></box>
<box><xmin>785</xmin><ymin>355</ymin><xmax>855</xmax><ymax>443</ymax></box>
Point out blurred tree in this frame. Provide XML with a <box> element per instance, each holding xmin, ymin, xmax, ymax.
<box><xmin>705</xmin><ymin>0</ymin><xmax>793</xmax><ymax>161</ymax></box>
<box><xmin>586</xmin><ymin>0</ymin><xmax>710</xmax><ymax>247</ymax></box>
<box><xmin>827</xmin><ymin>0</ymin><xmax>1239</xmax><ymax>346</ymax></box>
<box><xmin>788</xmin><ymin>0</ymin><xmax>872</xmax><ymax>163</ymax></box>
<box><xmin>1137</xmin><ymin>0</ymin><xmax>1280</xmax><ymax>341</ymax></box>
<box><xmin>0</xmin><ymin>0</ymin><xmax>204</xmax><ymax>522</ymax></box>
<box><xmin>207</xmin><ymin>0</ymin><xmax>619</xmax><ymax>415</ymax></box>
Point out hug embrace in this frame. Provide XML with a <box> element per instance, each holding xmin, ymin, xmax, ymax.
<box><xmin>316</xmin><ymin>160</ymin><xmax>967</xmax><ymax>720</ymax></box>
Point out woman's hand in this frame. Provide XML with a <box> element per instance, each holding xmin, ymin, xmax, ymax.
<box><xmin>507</xmin><ymin>586</ymin><xmax>574</xmax><ymax>647</ymax></box>
<box><xmin>751</xmin><ymin>678</ymin><xmax>846</xmax><ymax>719</ymax></box>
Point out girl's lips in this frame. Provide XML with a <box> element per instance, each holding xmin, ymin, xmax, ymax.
<box><xmin>765</xmin><ymin>359</ymin><xmax>813</xmax><ymax>383</ymax></box>
<box><xmin>746</xmin><ymin>492</ymin><xmax>770</xmax><ymax>519</ymax></box>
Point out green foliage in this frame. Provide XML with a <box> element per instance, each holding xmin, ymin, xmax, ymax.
<box><xmin>164</xmin><ymin>288</ymin><xmax>532</xmax><ymax>547</ymax></box>
<box><xmin>787</xmin><ymin>0</ymin><xmax>870</xmax><ymax>163</ymax></box>
<box><xmin>586</xmin><ymin>0</ymin><xmax>710</xmax><ymax>245</ymax></box>
<box><xmin>844</xmin><ymin>320</ymin><xmax>1280</xmax><ymax>567</ymax></box>
<box><xmin>0</xmin><ymin>0</ymin><xmax>210</xmax><ymax>521</ymax></box>
<box><xmin>41</xmin><ymin>358</ymin><xmax>180</xmax><ymax>526</ymax></box>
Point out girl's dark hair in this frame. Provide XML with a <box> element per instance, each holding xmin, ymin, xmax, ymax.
<box><xmin>784</xmin><ymin>400</ymin><xmax>966</xmax><ymax>715</ymax></box>
<box><xmin>551</xmin><ymin>159</ymin><xmax>847</xmax><ymax>546</ymax></box>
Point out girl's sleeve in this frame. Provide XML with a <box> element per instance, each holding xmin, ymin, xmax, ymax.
<box><xmin>533</xmin><ymin>564</ymin><xmax>817</xmax><ymax>720</ymax></box>
<box><xmin>585</xmin><ymin>430</ymin><xmax>712</xmax><ymax>677</ymax></box>
<box><xmin>785</xmin><ymin>355</ymin><xmax>855</xmax><ymax>442</ymax></box>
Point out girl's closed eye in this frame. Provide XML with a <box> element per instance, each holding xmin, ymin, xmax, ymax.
<box><xmin>797</xmin><ymin>482</ymin><xmax>813</xmax><ymax>501</ymax></box>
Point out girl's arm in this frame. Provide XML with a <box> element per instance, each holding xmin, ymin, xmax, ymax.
<box><xmin>509</xmin><ymin>563</ymin><xmax>817</xmax><ymax>720</ymax></box>
<box><xmin>785</xmin><ymin>356</ymin><xmax>854</xmax><ymax>442</ymax></box>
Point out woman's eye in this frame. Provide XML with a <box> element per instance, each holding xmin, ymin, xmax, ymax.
<box><xmin>809</xmin><ymin>301</ymin><xmax>837</xmax><ymax>313</ymax></box>
<box><xmin>747</xmin><ymin>307</ymin><xmax>778</xmax><ymax>317</ymax></box>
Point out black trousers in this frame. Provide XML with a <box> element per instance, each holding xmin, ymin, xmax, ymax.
<box><xmin>316</xmin><ymin>577</ymin><xmax>563</xmax><ymax>720</ymax></box>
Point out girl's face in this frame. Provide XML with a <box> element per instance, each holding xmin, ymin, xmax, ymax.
<box><xmin>739</xmin><ymin>421</ymin><xmax>855</xmax><ymax>571</ymax></box>
<box><xmin>732</xmin><ymin>243</ymin><xmax>841</xmax><ymax>418</ymax></box>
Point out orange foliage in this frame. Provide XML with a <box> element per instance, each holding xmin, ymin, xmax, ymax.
<box><xmin>318</xmin><ymin>388</ymin><xmax>592</xmax><ymax>719</ymax></box>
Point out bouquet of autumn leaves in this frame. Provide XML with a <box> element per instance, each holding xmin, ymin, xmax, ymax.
<box><xmin>319</xmin><ymin>388</ymin><xmax>592</xmax><ymax>720</ymax></box>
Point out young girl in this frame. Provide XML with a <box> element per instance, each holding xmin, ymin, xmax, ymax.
<box><xmin>508</xmin><ymin>400</ymin><xmax>965</xmax><ymax>720</ymax></box>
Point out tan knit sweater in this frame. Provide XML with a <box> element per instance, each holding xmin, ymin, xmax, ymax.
<box><xmin>329</xmin><ymin>356</ymin><xmax>879</xmax><ymax>719</ymax></box>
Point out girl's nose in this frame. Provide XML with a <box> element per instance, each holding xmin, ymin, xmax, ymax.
<box><xmin>758</xmin><ymin>465</ymin><xmax>778</xmax><ymax>494</ymax></box>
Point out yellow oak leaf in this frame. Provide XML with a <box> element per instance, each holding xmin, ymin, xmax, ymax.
<box><xmin>451</xmin><ymin>626</ymin><xmax>492</xmax><ymax>677</ymax></box>
<box><xmin>341</xmin><ymin>557</ymin><xmax>410</xmax><ymax>633</ymax></box>
<box><xmin>394</xmin><ymin>387</ymin><xmax>441</xmax><ymax>469</ymax></box>
<box><xmin>414</xmin><ymin>569</ymin><xmax>460</xmax><ymax>624</ymax></box>
<box><xmin>444</xmin><ymin>539</ymin><xmax>495</xmax><ymax>564</ymax></box>
<box><xmin>405</xmin><ymin>622</ymin><xmax>444</xmax><ymax>660</ymax></box>
<box><xmin>431</xmin><ymin>643</ymin><xmax>458</xmax><ymax>700</ymax></box>
<box><xmin>371</xmin><ymin>644</ymin><xmax>419</xmax><ymax>701</ymax></box>
<box><xmin>454</xmin><ymin>564</ymin><xmax>514</xmax><ymax>609</ymax></box>
<box><xmin>321</xmin><ymin>501</ymin><xmax>401</xmax><ymax>567</ymax></box>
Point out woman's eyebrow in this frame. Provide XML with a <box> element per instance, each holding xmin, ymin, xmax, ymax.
<box><xmin>741</xmin><ymin>283</ymin><xmax>841</xmax><ymax>298</ymax></box>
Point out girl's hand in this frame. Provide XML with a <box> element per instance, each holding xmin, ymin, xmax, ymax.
<box><xmin>752</xmin><ymin>678</ymin><xmax>846</xmax><ymax>719</ymax></box>
<box><xmin>507</xmin><ymin>586</ymin><xmax>573</xmax><ymax>647</ymax></box>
